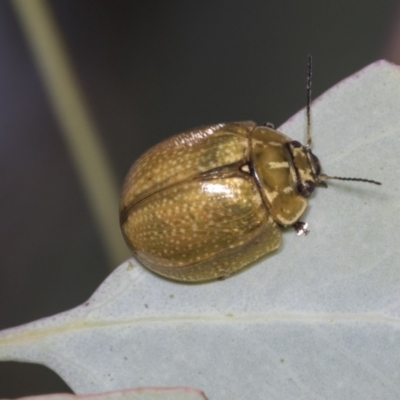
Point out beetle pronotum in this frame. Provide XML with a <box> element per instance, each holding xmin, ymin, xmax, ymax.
<box><xmin>120</xmin><ymin>56</ymin><xmax>380</xmax><ymax>282</ymax></box>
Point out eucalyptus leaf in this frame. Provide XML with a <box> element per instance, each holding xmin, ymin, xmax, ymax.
<box><xmin>0</xmin><ymin>60</ymin><xmax>399</xmax><ymax>400</ymax></box>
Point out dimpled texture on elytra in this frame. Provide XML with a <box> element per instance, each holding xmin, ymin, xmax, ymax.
<box><xmin>120</xmin><ymin>122</ymin><xmax>289</xmax><ymax>281</ymax></box>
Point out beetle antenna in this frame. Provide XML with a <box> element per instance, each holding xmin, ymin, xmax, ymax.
<box><xmin>319</xmin><ymin>174</ymin><xmax>381</xmax><ymax>185</ymax></box>
<box><xmin>306</xmin><ymin>54</ymin><xmax>312</xmax><ymax>148</ymax></box>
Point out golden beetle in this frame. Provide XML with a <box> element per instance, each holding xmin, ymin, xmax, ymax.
<box><xmin>119</xmin><ymin>58</ymin><xmax>380</xmax><ymax>282</ymax></box>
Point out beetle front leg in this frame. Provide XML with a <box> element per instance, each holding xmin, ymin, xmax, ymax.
<box><xmin>294</xmin><ymin>221</ymin><xmax>309</xmax><ymax>236</ymax></box>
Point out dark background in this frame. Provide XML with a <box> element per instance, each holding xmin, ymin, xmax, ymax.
<box><xmin>0</xmin><ymin>0</ymin><xmax>399</xmax><ymax>397</ymax></box>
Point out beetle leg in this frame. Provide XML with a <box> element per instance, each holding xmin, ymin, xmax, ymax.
<box><xmin>262</xmin><ymin>122</ymin><xmax>275</xmax><ymax>129</ymax></box>
<box><xmin>294</xmin><ymin>221</ymin><xmax>309</xmax><ymax>236</ymax></box>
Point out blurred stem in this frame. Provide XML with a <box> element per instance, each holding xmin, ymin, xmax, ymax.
<box><xmin>12</xmin><ymin>0</ymin><xmax>130</xmax><ymax>268</ymax></box>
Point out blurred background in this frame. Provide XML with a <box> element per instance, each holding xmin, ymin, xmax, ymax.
<box><xmin>0</xmin><ymin>0</ymin><xmax>399</xmax><ymax>396</ymax></box>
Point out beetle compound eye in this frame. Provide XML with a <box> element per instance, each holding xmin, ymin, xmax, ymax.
<box><xmin>309</xmin><ymin>151</ymin><xmax>321</xmax><ymax>176</ymax></box>
<box><xmin>304</xmin><ymin>180</ymin><xmax>315</xmax><ymax>194</ymax></box>
<box><xmin>296</xmin><ymin>179</ymin><xmax>315</xmax><ymax>197</ymax></box>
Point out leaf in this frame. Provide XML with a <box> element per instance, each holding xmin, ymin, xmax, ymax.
<box><xmin>1</xmin><ymin>60</ymin><xmax>399</xmax><ymax>400</ymax></box>
<box><xmin>0</xmin><ymin>387</ymin><xmax>208</xmax><ymax>400</ymax></box>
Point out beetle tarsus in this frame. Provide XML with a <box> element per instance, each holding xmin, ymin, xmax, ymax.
<box><xmin>262</xmin><ymin>122</ymin><xmax>275</xmax><ymax>129</ymax></box>
<box><xmin>294</xmin><ymin>221</ymin><xmax>309</xmax><ymax>236</ymax></box>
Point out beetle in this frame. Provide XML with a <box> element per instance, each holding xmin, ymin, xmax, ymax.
<box><xmin>119</xmin><ymin>56</ymin><xmax>380</xmax><ymax>282</ymax></box>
